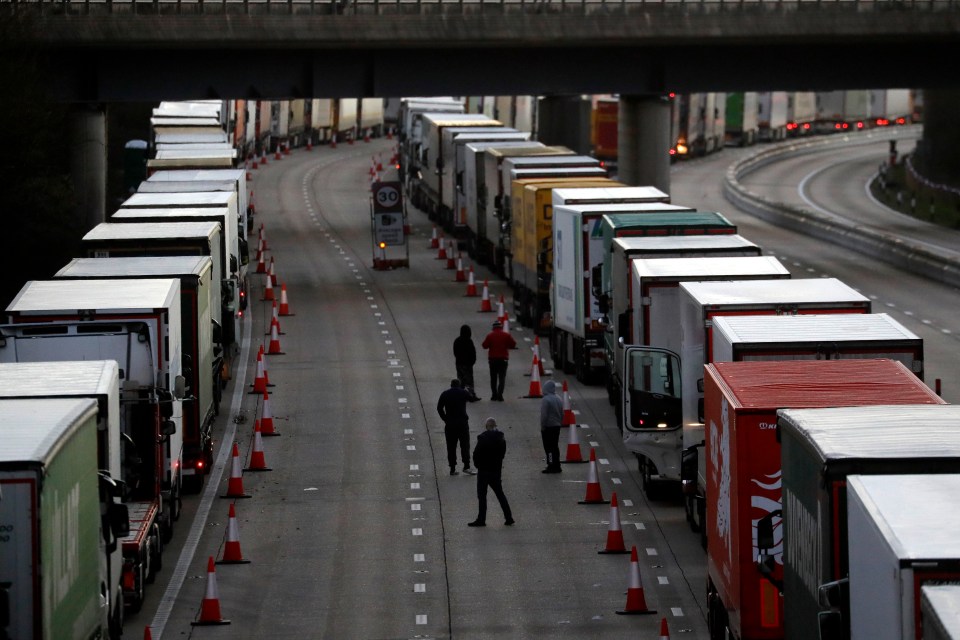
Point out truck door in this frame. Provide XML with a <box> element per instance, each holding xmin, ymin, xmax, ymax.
<box><xmin>621</xmin><ymin>345</ymin><xmax>682</xmax><ymax>433</ymax></box>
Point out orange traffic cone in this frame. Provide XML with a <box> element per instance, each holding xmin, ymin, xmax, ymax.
<box><xmin>251</xmin><ymin>155</ymin><xmax>258</xmax><ymax>170</ymax></box>
<box><xmin>217</xmin><ymin>503</ymin><xmax>251</xmax><ymax>564</ymax></box>
<box><xmin>497</xmin><ymin>296</ymin><xmax>506</xmax><ymax>323</ymax></box>
<box><xmin>562</xmin><ymin>380</ymin><xmax>576</xmax><ymax>426</ymax></box>
<box><xmin>191</xmin><ymin>557</ymin><xmax>231</xmax><ymax>625</ymax></box>
<box><xmin>259</xmin><ymin>390</ymin><xmax>279</xmax><ymax>435</ymax></box>
<box><xmin>562</xmin><ymin>419</ymin><xmax>585</xmax><ymax>464</ymax></box>
<box><xmin>260</xmin><ymin>149</ymin><xmax>268</xmax><ymax>165</ymax></box>
<box><xmin>532</xmin><ymin>337</ymin><xmax>545</xmax><ymax>376</ymax></box>
<box><xmin>278</xmin><ymin>283</ymin><xmax>294</xmax><ymax>316</ymax></box>
<box><xmin>454</xmin><ymin>254</ymin><xmax>466</xmax><ymax>281</ymax></box>
<box><xmin>430</xmin><ymin>226</ymin><xmax>439</xmax><ymax>249</ymax></box>
<box><xmin>221</xmin><ymin>443</ymin><xmax>250</xmax><ymax>499</ymax></box>
<box><xmin>259</xmin><ymin>225</ymin><xmax>268</xmax><ymax>251</ymax></box>
<box><xmin>615</xmin><ymin>546</ymin><xmax>656</xmax><ymax>615</ymax></box>
<box><xmin>255</xmin><ymin>249</ymin><xmax>266</xmax><ymax>274</ymax></box>
<box><xmin>598</xmin><ymin>492</ymin><xmax>629</xmax><ymax>554</ymax></box>
<box><xmin>144</xmin><ymin>626</ymin><xmax>153</xmax><ymax>640</ymax></box>
<box><xmin>478</xmin><ymin>281</ymin><xmax>493</xmax><ymax>312</ymax></box>
<box><xmin>259</xmin><ymin>344</ymin><xmax>273</xmax><ymax>388</ymax></box>
<box><xmin>436</xmin><ymin>235</ymin><xmax>447</xmax><ymax>260</ymax></box>
<box><xmin>274</xmin><ymin>145</ymin><xmax>282</xmax><ymax>160</ymax></box>
<box><xmin>266</xmin><ymin>321</ymin><xmax>284</xmax><ymax>355</ymax></box>
<box><xmin>659</xmin><ymin>617</ymin><xmax>670</xmax><ymax>639</ymax></box>
<box><xmin>579</xmin><ymin>448</ymin><xmax>609</xmax><ymax>504</ymax></box>
<box><xmin>268</xmin><ymin>257</ymin><xmax>278</xmax><ymax>286</ymax></box>
<box><xmin>284</xmin><ymin>142</ymin><xmax>291</xmax><ymax>155</ymax></box>
<box><xmin>464</xmin><ymin>266</ymin><xmax>478</xmax><ymax>297</ymax></box>
<box><xmin>306</xmin><ymin>138</ymin><xmax>313</xmax><ymax>151</ymax></box>
<box><xmin>445</xmin><ymin>241</ymin><xmax>456</xmax><ymax>270</ymax></box>
<box><xmin>249</xmin><ymin>349</ymin><xmax>268</xmax><ymax>394</ymax></box>
<box><xmin>245</xmin><ymin>422</ymin><xmax>272</xmax><ymax>471</ymax></box>
<box><xmin>331</xmin><ymin>132</ymin><xmax>337</xmax><ymax>149</ymax></box>
<box><xmin>265</xmin><ymin>301</ymin><xmax>283</xmax><ymax>335</ymax></box>
<box><xmin>524</xmin><ymin>355</ymin><xmax>543</xmax><ymax>398</ymax></box>
<box><xmin>262</xmin><ymin>275</ymin><xmax>275</xmax><ymax>302</ymax></box>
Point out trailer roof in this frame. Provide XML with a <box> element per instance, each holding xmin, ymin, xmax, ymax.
<box><xmin>552</xmin><ymin>186</ymin><xmax>671</xmax><ymax>202</ymax></box>
<box><xmin>113</xmin><ymin>207</ymin><xmax>231</xmax><ymax>222</ymax></box>
<box><xmin>614</xmin><ymin>234</ymin><xmax>759</xmax><ymax>253</ymax></box>
<box><xmin>137</xmin><ymin>181</ymin><xmax>237</xmax><ymax>195</ymax></box>
<box><xmin>598</xmin><ymin>211</ymin><xmax>734</xmax><ymax>228</ymax></box>
<box><xmin>848</xmin><ymin>474</ymin><xmax>960</xmax><ymax>560</ymax></box>
<box><xmin>122</xmin><ymin>192</ymin><xmax>234</xmax><ymax>208</ymax></box>
<box><xmin>152</xmin><ymin>148</ymin><xmax>237</xmax><ymax>160</ymax></box>
<box><xmin>150</xmin><ymin>116</ymin><xmax>221</xmax><ymax>128</ymax></box>
<box><xmin>421</xmin><ymin>113</ymin><xmax>500</xmax><ymax>126</ymax></box>
<box><xmin>778</xmin><ymin>404</ymin><xmax>958</xmax><ymax>466</ymax></box>
<box><xmin>567</xmin><ymin>203</ymin><xmax>694</xmax><ymax>215</ymax></box>
<box><xmin>632</xmin><ymin>255</ymin><xmax>789</xmax><ymax>279</ymax></box>
<box><xmin>504</xmin><ymin>155</ymin><xmax>600</xmax><ymax>167</ymax></box>
<box><xmin>57</xmin><ymin>256</ymin><xmax>212</xmax><ymax>278</ymax></box>
<box><xmin>483</xmin><ymin>145</ymin><xmax>572</xmax><ymax>159</ymax></box>
<box><xmin>466</xmin><ymin>141</ymin><xmax>545</xmax><ymax>154</ymax></box>
<box><xmin>710</xmin><ymin>359</ymin><xmax>933</xmax><ymax>410</ymax></box>
<box><xmin>155</xmin><ymin>143</ymin><xmax>234</xmax><ymax>152</ymax></box>
<box><xmin>154</xmin><ymin>101</ymin><xmax>223</xmax><ymax>118</ymax></box>
<box><xmin>0</xmin><ymin>398</ymin><xmax>98</xmax><ymax>464</ymax></box>
<box><xmin>511</xmin><ymin>168</ymin><xmax>608</xmax><ymax>179</ymax></box>
<box><xmin>453</xmin><ymin>132</ymin><xmax>529</xmax><ymax>142</ymax></box>
<box><xmin>680</xmin><ymin>278</ymin><xmax>869</xmax><ymax>306</ymax></box>
<box><xmin>0</xmin><ymin>361</ymin><xmax>118</xmax><ymax>399</ymax></box>
<box><xmin>445</xmin><ymin>127</ymin><xmax>515</xmax><ymax>138</ymax></box>
<box><xmin>83</xmin><ymin>221</ymin><xmax>220</xmax><ymax>241</ymax></box>
<box><xmin>713</xmin><ymin>313</ymin><xmax>920</xmax><ymax>345</ymax></box>
<box><xmin>147</xmin><ymin>169</ymin><xmax>245</xmax><ymax>183</ymax></box>
<box><xmin>8</xmin><ymin>279</ymin><xmax>180</xmax><ymax>313</ymax></box>
<box><xmin>922</xmin><ymin>586</ymin><xmax>960</xmax><ymax>639</ymax></box>
<box><xmin>154</xmin><ymin>132</ymin><xmax>229</xmax><ymax>145</ymax></box>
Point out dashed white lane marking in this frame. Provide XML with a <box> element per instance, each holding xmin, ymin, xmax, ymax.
<box><xmin>407</xmin><ymin>445</ymin><xmax>416</xmax><ymax>451</ymax></box>
<box><xmin>633</xmin><ymin>523</ymin><xmax>646</xmax><ymax>530</ymax></box>
<box><xmin>412</xmin><ymin>528</ymin><xmax>423</xmax><ymax>536</ymax></box>
<box><xmin>396</xmin><ymin>385</ymin><xmax>405</xmax><ymax>390</ymax></box>
<box><xmin>658</xmin><ymin>576</ymin><xmax>670</xmax><ymax>585</ymax></box>
<box><xmin>370</xmin><ymin>304</ymin><xmax>379</xmax><ymax>309</ymax></box>
<box><xmin>394</xmin><ymin>372</ymin><xmax>402</xmax><ymax>377</ymax></box>
<box><xmin>399</xmin><ymin>397</ymin><xmax>408</xmax><ymax>403</ymax></box>
<box><xmin>611</xmin><ymin>478</ymin><xmax>622</xmax><ymax>485</ymax></box>
<box><xmin>411</xmin><ymin>503</ymin><xmax>421</xmax><ymax>511</ymax></box>
<box><xmin>414</xmin><ymin>584</ymin><xmax>426</xmax><ymax>593</ymax></box>
<box><xmin>410</xmin><ymin>464</ymin><xmax>419</xmax><ymax>471</ymax></box>
<box><xmin>599</xmin><ymin>458</ymin><xmax>610</xmax><ymax>465</ymax></box>
<box><xmin>414</xmin><ymin>554</ymin><xmax>425</xmax><ymax>562</ymax></box>
<box><xmin>671</xmin><ymin>607</ymin><xmax>684</xmax><ymax>617</ymax></box>
<box><xmin>646</xmin><ymin>548</ymin><xmax>658</xmax><ymax>556</ymax></box>
<box><xmin>385</xmin><ymin>340</ymin><xmax>393</xmax><ymax>345</ymax></box>
<box><xmin>621</xmin><ymin>499</ymin><xmax>633</xmax><ymax>507</ymax></box>
<box><xmin>404</xmin><ymin>429</ymin><xmax>413</xmax><ymax>435</ymax></box>
<box><xmin>589</xmin><ymin>441</ymin><xmax>599</xmax><ymax>447</ymax></box>
<box><xmin>402</xmin><ymin>413</ymin><xmax>411</xmax><ymax>419</ymax></box>
<box><xmin>410</xmin><ymin>482</ymin><xmax>420</xmax><ymax>490</ymax></box>
<box><xmin>416</xmin><ymin>615</ymin><xmax>428</xmax><ymax>625</ymax></box>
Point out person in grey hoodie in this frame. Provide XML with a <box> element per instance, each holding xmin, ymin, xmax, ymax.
<box><xmin>540</xmin><ymin>380</ymin><xmax>564</xmax><ymax>473</ymax></box>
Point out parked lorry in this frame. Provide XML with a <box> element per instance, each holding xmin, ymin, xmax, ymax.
<box><xmin>702</xmin><ymin>360</ymin><xmax>941</xmax><ymax>640</ymax></box>
<box><xmin>447</xmin><ymin>130</ymin><xmax>527</xmax><ymax>233</ymax></box>
<box><xmin>56</xmin><ymin>256</ymin><xmax>219</xmax><ymax>494</ymax></box>
<box><xmin>816</xmin><ymin>90</ymin><xmax>871</xmax><ymax>133</ymax></box>
<box><xmin>398</xmin><ymin>97</ymin><xmax>464</xmax><ymax>188</ymax></box>
<box><xmin>592</xmin><ymin>97</ymin><xmax>619</xmax><ymax>168</ymax></box>
<box><xmin>627</xmin><ymin>277</ymin><xmax>870</xmax><ymax>499</ymax></box>
<box><xmin>870</xmin><ymin>89</ymin><xmax>912</xmax><ymax>126</ymax></box>
<box><xmin>921</xmin><ymin>586</ymin><xmax>960</xmax><ymax>640</ymax></box>
<box><xmin>462</xmin><ymin>141</ymin><xmax>548</xmax><ymax>261</ymax></box>
<box><xmin>439</xmin><ymin>126</ymin><xmax>516</xmax><ymax>229</ymax></box>
<box><xmin>786</xmin><ymin>92</ymin><xmax>817</xmax><ymax>136</ymax></box>
<box><xmin>758</xmin><ymin>92</ymin><xmax>789</xmax><ymax>142</ymax></box>
<box><xmin>673</xmin><ymin>93</ymin><xmax>726</xmax><ymax>158</ymax></box>
<box><xmin>144</xmin><ymin>168</ymin><xmax>252</xmax><ymax>237</ymax></box>
<box><xmin>479</xmin><ymin>145</ymin><xmax>576</xmax><ymax>273</ymax></box>
<box><xmin>846</xmin><ymin>474</ymin><xmax>960</xmax><ymax>640</ymax></box>
<box><xmin>509</xmin><ymin>177</ymin><xmax>621</xmax><ymax>332</ymax></box>
<box><xmin>776</xmin><ymin>404</ymin><xmax>960</xmax><ymax>640</ymax></box>
<box><xmin>607</xmin><ymin>254</ymin><xmax>788</xmax><ymax>408</ymax></box>
<box><xmin>0</xmin><ymin>279</ymin><xmax>187</xmax><ymax>614</ymax></box>
<box><xmin>412</xmin><ymin>113</ymin><xmax>501</xmax><ymax>219</ymax></box>
<box><xmin>0</xmin><ymin>397</ymin><xmax>130</xmax><ymax>640</ymax></box>
<box><xmin>0</xmin><ymin>366</ymin><xmax>131</xmax><ymax>638</ymax></box>
<box><xmin>80</xmin><ymin>221</ymin><xmax>231</xmax><ymax>355</ymax></box>
<box><xmin>725</xmin><ymin>92</ymin><xmax>760</xmax><ymax>146</ymax></box>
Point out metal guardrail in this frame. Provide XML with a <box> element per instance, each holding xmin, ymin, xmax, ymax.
<box><xmin>1</xmin><ymin>0</ymin><xmax>957</xmax><ymax>16</ymax></box>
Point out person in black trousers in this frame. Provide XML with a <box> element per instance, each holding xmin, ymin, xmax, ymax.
<box><xmin>453</xmin><ymin>324</ymin><xmax>480</xmax><ymax>401</ymax></box>
<box><xmin>437</xmin><ymin>379</ymin><xmax>474</xmax><ymax>475</ymax></box>
<box><xmin>468</xmin><ymin>417</ymin><xmax>514</xmax><ymax>527</ymax></box>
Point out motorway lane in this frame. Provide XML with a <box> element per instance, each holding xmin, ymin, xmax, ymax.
<box><xmin>127</xmin><ymin>139</ymin><xmax>709</xmax><ymax>639</ymax></box>
<box><xmin>670</xmin><ymin>136</ymin><xmax>960</xmax><ymax>404</ymax></box>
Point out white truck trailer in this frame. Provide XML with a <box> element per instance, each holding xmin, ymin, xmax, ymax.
<box><xmin>921</xmin><ymin>586</ymin><xmax>960</xmax><ymax>640</ymax></box>
<box><xmin>758</xmin><ymin>91</ymin><xmax>789</xmax><ymax>141</ymax></box>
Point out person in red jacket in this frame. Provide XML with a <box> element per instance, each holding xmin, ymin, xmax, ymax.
<box><xmin>480</xmin><ymin>320</ymin><xmax>517</xmax><ymax>401</ymax></box>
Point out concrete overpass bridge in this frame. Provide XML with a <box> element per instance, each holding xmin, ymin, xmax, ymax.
<box><xmin>4</xmin><ymin>0</ymin><xmax>960</xmax><ymax>101</ymax></box>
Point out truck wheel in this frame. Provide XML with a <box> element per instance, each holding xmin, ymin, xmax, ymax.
<box><xmin>606</xmin><ymin>378</ymin><xmax>617</xmax><ymax>406</ymax></box>
<box><xmin>639</xmin><ymin>456</ymin><xmax>662</xmax><ymax>501</ymax></box>
<box><xmin>699</xmin><ymin>499</ymin><xmax>708</xmax><ymax>550</ymax></box>
<box><xmin>147</xmin><ymin>523</ymin><xmax>162</xmax><ymax>582</ymax></box>
<box><xmin>707</xmin><ymin>587</ymin><xmax>729</xmax><ymax>640</ymax></box>
<box><xmin>685</xmin><ymin>495</ymin><xmax>699</xmax><ymax>531</ymax></box>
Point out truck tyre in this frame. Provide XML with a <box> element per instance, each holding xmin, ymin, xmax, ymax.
<box><xmin>147</xmin><ymin>522</ymin><xmax>162</xmax><ymax>582</ymax></box>
<box><xmin>639</xmin><ymin>456</ymin><xmax>662</xmax><ymax>501</ymax></box>
<box><xmin>685</xmin><ymin>495</ymin><xmax>699</xmax><ymax>532</ymax></box>
<box><xmin>707</xmin><ymin>586</ymin><xmax>729</xmax><ymax>640</ymax></box>
<box><xmin>699</xmin><ymin>499</ymin><xmax>708</xmax><ymax>550</ymax></box>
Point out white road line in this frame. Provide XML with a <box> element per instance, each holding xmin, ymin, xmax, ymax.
<box><xmin>410</xmin><ymin>464</ymin><xmax>419</xmax><ymax>471</ymax></box>
<box><xmin>658</xmin><ymin>576</ymin><xmax>669</xmax><ymax>585</ymax></box>
<box><xmin>416</xmin><ymin>615</ymin><xmax>428</xmax><ymax>625</ymax></box>
<box><xmin>671</xmin><ymin>607</ymin><xmax>684</xmax><ymax>617</ymax></box>
<box><xmin>410</xmin><ymin>482</ymin><xmax>420</xmax><ymax>489</ymax></box>
<box><xmin>150</xmin><ymin>312</ymin><xmax>252</xmax><ymax>639</ymax></box>
<box><xmin>621</xmin><ymin>499</ymin><xmax>633</xmax><ymax>507</ymax></box>
<box><xmin>611</xmin><ymin>478</ymin><xmax>622</xmax><ymax>485</ymax></box>
<box><xmin>599</xmin><ymin>458</ymin><xmax>610</xmax><ymax>465</ymax></box>
<box><xmin>414</xmin><ymin>554</ymin><xmax>425</xmax><ymax>562</ymax></box>
<box><xmin>407</xmin><ymin>445</ymin><xmax>416</xmax><ymax>451</ymax></box>
<box><xmin>412</xmin><ymin>528</ymin><xmax>423</xmax><ymax>536</ymax></box>
<box><xmin>633</xmin><ymin>523</ymin><xmax>646</xmax><ymax>530</ymax></box>
<box><xmin>414</xmin><ymin>584</ymin><xmax>426</xmax><ymax>593</ymax></box>
<box><xmin>411</xmin><ymin>503</ymin><xmax>421</xmax><ymax>511</ymax></box>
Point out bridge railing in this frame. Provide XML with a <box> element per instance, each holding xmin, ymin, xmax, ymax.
<box><xmin>1</xmin><ymin>0</ymin><xmax>955</xmax><ymax>16</ymax></box>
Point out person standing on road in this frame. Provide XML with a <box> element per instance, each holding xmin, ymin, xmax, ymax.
<box><xmin>539</xmin><ymin>380</ymin><xmax>564</xmax><ymax>473</ymax></box>
<box><xmin>469</xmin><ymin>417</ymin><xmax>514</xmax><ymax>527</ymax></box>
<box><xmin>481</xmin><ymin>320</ymin><xmax>517</xmax><ymax>401</ymax></box>
<box><xmin>453</xmin><ymin>324</ymin><xmax>480</xmax><ymax>401</ymax></box>
<box><xmin>437</xmin><ymin>379</ymin><xmax>474</xmax><ymax>476</ymax></box>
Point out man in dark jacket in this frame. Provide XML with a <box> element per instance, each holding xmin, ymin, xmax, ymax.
<box><xmin>437</xmin><ymin>379</ymin><xmax>474</xmax><ymax>475</ymax></box>
<box><xmin>453</xmin><ymin>324</ymin><xmax>479</xmax><ymax>401</ymax></box>
<box><xmin>468</xmin><ymin>417</ymin><xmax>514</xmax><ymax>527</ymax></box>
<box><xmin>480</xmin><ymin>321</ymin><xmax>517</xmax><ymax>401</ymax></box>
<box><xmin>539</xmin><ymin>380</ymin><xmax>564</xmax><ymax>473</ymax></box>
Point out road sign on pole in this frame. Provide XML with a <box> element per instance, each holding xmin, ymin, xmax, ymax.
<box><xmin>370</xmin><ymin>181</ymin><xmax>408</xmax><ymax>268</ymax></box>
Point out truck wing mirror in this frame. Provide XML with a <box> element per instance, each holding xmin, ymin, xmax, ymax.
<box><xmin>697</xmin><ymin>398</ymin><xmax>705</xmax><ymax>424</ymax></box>
<box><xmin>756</xmin><ymin>509</ymin><xmax>781</xmax><ymax>551</ymax></box>
<box><xmin>174</xmin><ymin>375</ymin><xmax>187</xmax><ymax>400</ymax></box>
<box><xmin>109</xmin><ymin>502</ymin><xmax>131</xmax><ymax>538</ymax></box>
<box><xmin>817</xmin><ymin>578</ymin><xmax>849</xmax><ymax>640</ymax></box>
<box><xmin>161</xmin><ymin>419</ymin><xmax>177</xmax><ymax>437</ymax></box>
<box><xmin>817</xmin><ymin>610</ymin><xmax>845</xmax><ymax>640</ymax></box>
<box><xmin>697</xmin><ymin>378</ymin><xmax>704</xmax><ymax>393</ymax></box>
<box><xmin>239</xmin><ymin>237</ymin><xmax>250</xmax><ymax>266</ymax></box>
<box><xmin>211</xmin><ymin>320</ymin><xmax>223</xmax><ymax>345</ymax></box>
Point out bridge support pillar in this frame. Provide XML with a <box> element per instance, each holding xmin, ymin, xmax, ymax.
<box><xmin>69</xmin><ymin>103</ymin><xmax>107</xmax><ymax>231</ymax></box>
<box><xmin>618</xmin><ymin>94</ymin><xmax>671</xmax><ymax>194</ymax></box>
